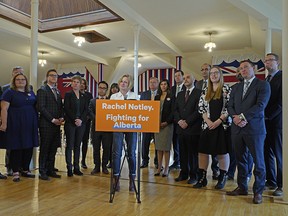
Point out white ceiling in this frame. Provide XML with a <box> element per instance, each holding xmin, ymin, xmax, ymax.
<box><xmin>0</xmin><ymin>0</ymin><xmax>283</xmax><ymax>86</ymax></box>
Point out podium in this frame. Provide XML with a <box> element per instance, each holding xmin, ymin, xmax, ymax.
<box><xmin>95</xmin><ymin>100</ymin><xmax>160</xmax><ymax>203</ymax></box>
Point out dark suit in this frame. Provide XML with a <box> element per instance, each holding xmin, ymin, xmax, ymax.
<box><xmin>81</xmin><ymin>91</ymin><xmax>93</xmax><ymax>166</ymax></box>
<box><xmin>195</xmin><ymin>79</ymin><xmax>219</xmax><ymax>177</ymax></box>
<box><xmin>174</xmin><ymin>87</ymin><xmax>202</xmax><ymax>179</ymax></box>
<box><xmin>170</xmin><ymin>84</ymin><xmax>186</xmax><ymax>167</ymax></box>
<box><xmin>37</xmin><ymin>85</ymin><xmax>63</xmax><ymax>175</ymax></box>
<box><xmin>264</xmin><ymin>71</ymin><xmax>282</xmax><ymax>188</ymax></box>
<box><xmin>89</xmin><ymin>97</ymin><xmax>112</xmax><ymax>170</ymax></box>
<box><xmin>64</xmin><ymin>90</ymin><xmax>88</xmax><ymax>171</ymax></box>
<box><xmin>140</xmin><ymin>90</ymin><xmax>157</xmax><ymax>166</ymax></box>
<box><xmin>154</xmin><ymin>93</ymin><xmax>174</xmax><ymax>124</ymax></box>
<box><xmin>228</xmin><ymin>78</ymin><xmax>271</xmax><ymax>194</ymax></box>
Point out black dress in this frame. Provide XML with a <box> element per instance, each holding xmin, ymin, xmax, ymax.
<box><xmin>199</xmin><ymin>96</ymin><xmax>228</xmax><ymax>155</ymax></box>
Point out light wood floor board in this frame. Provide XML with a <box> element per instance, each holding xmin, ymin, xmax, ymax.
<box><xmin>0</xmin><ymin>147</ymin><xmax>287</xmax><ymax>216</ymax></box>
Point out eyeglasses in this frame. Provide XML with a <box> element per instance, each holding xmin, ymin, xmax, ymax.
<box><xmin>264</xmin><ymin>59</ymin><xmax>276</xmax><ymax>63</ymax></box>
<box><xmin>15</xmin><ymin>78</ymin><xmax>26</xmax><ymax>81</ymax></box>
<box><xmin>210</xmin><ymin>72</ymin><xmax>220</xmax><ymax>76</ymax></box>
<box><xmin>48</xmin><ymin>74</ymin><xmax>58</xmax><ymax>78</ymax></box>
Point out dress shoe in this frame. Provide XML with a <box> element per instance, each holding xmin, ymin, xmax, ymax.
<box><xmin>91</xmin><ymin>168</ymin><xmax>100</xmax><ymax>175</ymax></box>
<box><xmin>140</xmin><ymin>163</ymin><xmax>148</xmax><ymax>168</ymax></box>
<box><xmin>162</xmin><ymin>173</ymin><xmax>169</xmax><ymax>177</ymax></box>
<box><xmin>154</xmin><ymin>172</ymin><xmax>161</xmax><ymax>176</ymax></box>
<box><xmin>0</xmin><ymin>172</ymin><xmax>7</xmax><ymax>180</ymax></box>
<box><xmin>67</xmin><ymin>170</ymin><xmax>73</xmax><ymax>177</ymax></box>
<box><xmin>226</xmin><ymin>187</ymin><xmax>248</xmax><ymax>196</ymax></box>
<box><xmin>12</xmin><ymin>172</ymin><xmax>20</xmax><ymax>182</ymax></box>
<box><xmin>175</xmin><ymin>175</ymin><xmax>188</xmax><ymax>182</ymax></box>
<box><xmin>39</xmin><ymin>173</ymin><xmax>50</xmax><ymax>181</ymax></box>
<box><xmin>102</xmin><ymin>168</ymin><xmax>109</xmax><ymax>174</ymax></box>
<box><xmin>73</xmin><ymin>169</ymin><xmax>83</xmax><ymax>176</ymax></box>
<box><xmin>47</xmin><ymin>172</ymin><xmax>61</xmax><ymax>178</ymax></box>
<box><xmin>21</xmin><ymin>171</ymin><xmax>35</xmax><ymax>178</ymax></box>
<box><xmin>253</xmin><ymin>193</ymin><xmax>262</xmax><ymax>204</ymax></box>
<box><xmin>187</xmin><ymin>178</ymin><xmax>197</xmax><ymax>185</ymax></box>
<box><xmin>272</xmin><ymin>187</ymin><xmax>283</xmax><ymax>196</ymax></box>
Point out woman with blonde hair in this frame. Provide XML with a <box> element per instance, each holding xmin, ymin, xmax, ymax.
<box><xmin>194</xmin><ymin>66</ymin><xmax>231</xmax><ymax>189</ymax></box>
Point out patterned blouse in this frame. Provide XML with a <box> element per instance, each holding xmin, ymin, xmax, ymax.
<box><xmin>198</xmin><ymin>84</ymin><xmax>231</xmax><ymax>130</ymax></box>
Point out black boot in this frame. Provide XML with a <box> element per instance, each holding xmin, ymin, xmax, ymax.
<box><xmin>215</xmin><ymin>169</ymin><xmax>227</xmax><ymax>189</ymax></box>
<box><xmin>193</xmin><ymin>169</ymin><xmax>207</xmax><ymax>188</ymax></box>
<box><xmin>113</xmin><ymin>176</ymin><xmax>120</xmax><ymax>192</ymax></box>
<box><xmin>129</xmin><ymin>175</ymin><xmax>135</xmax><ymax>192</ymax></box>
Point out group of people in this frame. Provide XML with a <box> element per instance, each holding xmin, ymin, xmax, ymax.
<box><xmin>0</xmin><ymin>52</ymin><xmax>282</xmax><ymax>205</ymax></box>
<box><xmin>139</xmin><ymin>53</ymin><xmax>282</xmax><ymax>205</ymax></box>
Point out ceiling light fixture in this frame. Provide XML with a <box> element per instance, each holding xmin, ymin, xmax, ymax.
<box><xmin>74</xmin><ymin>27</ymin><xmax>86</xmax><ymax>47</ymax></box>
<box><xmin>39</xmin><ymin>51</ymin><xmax>47</xmax><ymax>67</ymax></box>
<box><xmin>204</xmin><ymin>32</ymin><xmax>216</xmax><ymax>52</ymax></box>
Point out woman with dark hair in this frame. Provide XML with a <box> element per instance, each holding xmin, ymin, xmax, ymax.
<box><xmin>0</xmin><ymin>73</ymin><xmax>38</xmax><ymax>182</ymax></box>
<box><xmin>154</xmin><ymin>79</ymin><xmax>174</xmax><ymax>177</ymax></box>
<box><xmin>194</xmin><ymin>66</ymin><xmax>231</xmax><ymax>189</ymax></box>
<box><xmin>64</xmin><ymin>75</ymin><xmax>88</xmax><ymax>177</ymax></box>
<box><xmin>80</xmin><ymin>78</ymin><xmax>93</xmax><ymax>169</ymax></box>
<box><xmin>108</xmin><ymin>83</ymin><xmax>119</xmax><ymax>99</ymax></box>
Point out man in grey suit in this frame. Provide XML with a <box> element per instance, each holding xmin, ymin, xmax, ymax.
<box><xmin>195</xmin><ymin>63</ymin><xmax>219</xmax><ymax>180</ymax></box>
<box><xmin>140</xmin><ymin>77</ymin><xmax>159</xmax><ymax>168</ymax></box>
<box><xmin>226</xmin><ymin>60</ymin><xmax>271</xmax><ymax>204</ymax></box>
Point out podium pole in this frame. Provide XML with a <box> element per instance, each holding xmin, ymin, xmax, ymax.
<box><xmin>136</xmin><ymin>132</ymin><xmax>141</xmax><ymax>203</ymax></box>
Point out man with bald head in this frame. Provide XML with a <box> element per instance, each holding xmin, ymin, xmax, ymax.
<box><xmin>174</xmin><ymin>73</ymin><xmax>202</xmax><ymax>184</ymax></box>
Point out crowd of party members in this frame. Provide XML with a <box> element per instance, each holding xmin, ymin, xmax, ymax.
<box><xmin>0</xmin><ymin>53</ymin><xmax>282</xmax><ymax>204</ymax></box>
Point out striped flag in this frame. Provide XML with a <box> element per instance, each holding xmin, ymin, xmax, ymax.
<box><xmin>85</xmin><ymin>67</ymin><xmax>97</xmax><ymax>98</ymax></box>
<box><xmin>138</xmin><ymin>68</ymin><xmax>175</xmax><ymax>93</ymax></box>
<box><xmin>57</xmin><ymin>72</ymin><xmax>84</xmax><ymax>98</ymax></box>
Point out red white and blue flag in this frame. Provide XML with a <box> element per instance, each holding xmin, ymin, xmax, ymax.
<box><xmin>215</xmin><ymin>59</ymin><xmax>265</xmax><ymax>85</ymax></box>
<box><xmin>57</xmin><ymin>67</ymin><xmax>97</xmax><ymax>98</ymax></box>
<box><xmin>138</xmin><ymin>68</ymin><xmax>175</xmax><ymax>93</ymax></box>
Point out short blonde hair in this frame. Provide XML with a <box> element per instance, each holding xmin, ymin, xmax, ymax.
<box><xmin>118</xmin><ymin>74</ymin><xmax>133</xmax><ymax>89</ymax></box>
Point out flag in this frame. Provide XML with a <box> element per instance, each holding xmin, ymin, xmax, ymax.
<box><xmin>138</xmin><ymin>68</ymin><xmax>175</xmax><ymax>93</ymax></box>
<box><xmin>215</xmin><ymin>59</ymin><xmax>265</xmax><ymax>86</ymax></box>
<box><xmin>85</xmin><ymin>67</ymin><xmax>97</xmax><ymax>98</ymax></box>
<box><xmin>57</xmin><ymin>72</ymin><xmax>84</xmax><ymax>98</ymax></box>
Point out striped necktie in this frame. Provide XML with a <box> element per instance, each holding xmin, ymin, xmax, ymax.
<box><xmin>242</xmin><ymin>81</ymin><xmax>250</xmax><ymax>98</ymax></box>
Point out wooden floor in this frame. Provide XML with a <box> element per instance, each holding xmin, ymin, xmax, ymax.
<box><xmin>0</xmin><ymin>146</ymin><xmax>287</xmax><ymax>216</ymax></box>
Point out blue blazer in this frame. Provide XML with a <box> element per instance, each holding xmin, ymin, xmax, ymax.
<box><xmin>228</xmin><ymin>78</ymin><xmax>271</xmax><ymax>135</ymax></box>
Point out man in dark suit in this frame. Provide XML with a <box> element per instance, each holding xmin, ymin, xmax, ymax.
<box><xmin>227</xmin><ymin>60</ymin><xmax>271</xmax><ymax>204</ymax></box>
<box><xmin>170</xmin><ymin>70</ymin><xmax>186</xmax><ymax>170</ymax></box>
<box><xmin>263</xmin><ymin>53</ymin><xmax>283</xmax><ymax>196</ymax></box>
<box><xmin>195</xmin><ymin>63</ymin><xmax>219</xmax><ymax>180</ymax></box>
<box><xmin>89</xmin><ymin>81</ymin><xmax>112</xmax><ymax>175</ymax></box>
<box><xmin>174</xmin><ymin>73</ymin><xmax>202</xmax><ymax>184</ymax></box>
<box><xmin>37</xmin><ymin>69</ymin><xmax>64</xmax><ymax>180</ymax></box>
<box><xmin>140</xmin><ymin>77</ymin><xmax>159</xmax><ymax>168</ymax></box>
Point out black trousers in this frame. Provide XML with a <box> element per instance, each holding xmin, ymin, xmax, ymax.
<box><xmin>141</xmin><ymin>132</ymin><xmax>157</xmax><ymax>165</ymax></box>
<box><xmin>264</xmin><ymin>122</ymin><xmax>282</xmax><ymax>188</ymax></box>
<box><xmin>10</xmin><ymin>148</ymin><xmax>33</xmax><ymax>173</ymax></box>
<box><xmin>81</xmin><ymin>120</ymin><xmax>91</xmax><ymax>164</ymax></box>
<box><xmin>39</xmin><ymin>126</ymin><xmax>61</xmax><ymax>175</ymax></box>
<box><xmin>64</xmin><ymin>123</ymin><xmax>86</xmax><ymax>171</ymax></box>
<box><xmin>178</xmin><ymin>134</ymin><xmax>199</xmax><ymax>180</ymax></box>
<box><xmin>91</xmin><ymin>130</ymin><xmax>112</xmax><ymax>169</ymax></box>
<box><xmin>172</xmin><ymin>123</ymin><xmax>180</xmax><ymax>165</ymax></box>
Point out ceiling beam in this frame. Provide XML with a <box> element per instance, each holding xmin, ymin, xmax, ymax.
<box><xmin>99</xmin><ymin>0</ymin><xmax>183</xmax><ymax>56</ymax></box>
<box><xmin>0</xmin><ymin>18</ymin><xmax>108</xmax><ymax>65</ymax></box>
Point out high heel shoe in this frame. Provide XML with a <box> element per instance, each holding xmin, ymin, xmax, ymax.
<box><xmin>12</xmin><ymin>172</ymin><xmax>20</xmax><ymax>182</ymax></box>
<box><xmin>154</xmin><ymin>172</ymin><xmax>161</xmax><ymax>176</ymax></box>
<box><xmin>162</xmin><ymin>173</ymin><xmax>168</xmax><ymax>177</ymax></box>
